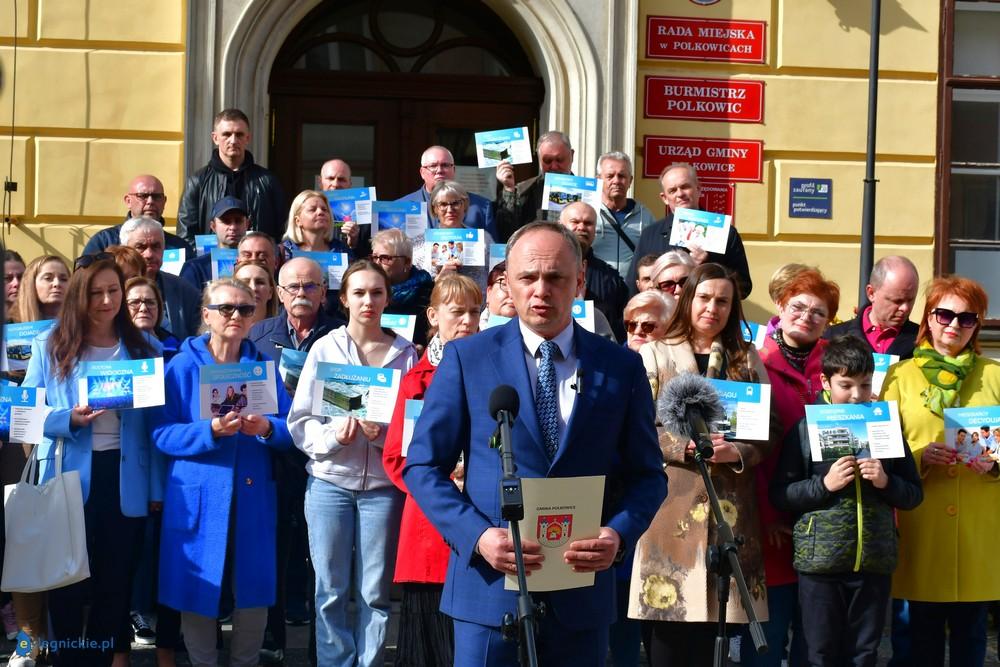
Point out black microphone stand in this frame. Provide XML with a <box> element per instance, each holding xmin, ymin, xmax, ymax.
<box><xmin>492</xmin><ymin>409</ymin><xmax>541</xmax><ymax>667</ymax></box>
<box><xmin>691</xmin><ymin>434</ymin><xmax>768</xmax><ymax>666</ymax></box>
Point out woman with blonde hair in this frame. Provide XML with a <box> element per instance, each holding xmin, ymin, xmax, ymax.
<box><xmin>233</xmin><ymin>258</ymin><xmax>278</xmax><ymax>326</ymax></box>
<box><xmin>12</xmin><ymin>254</ymin><xmax>70</xmax><ymax>323</ymax></box>
<box><xmin>281</xmin><ymin>189</ymin><xmax>355</xmax><ymax>259</ymax></box>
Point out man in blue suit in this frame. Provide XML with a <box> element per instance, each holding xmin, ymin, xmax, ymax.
<box><xmin>399</xmin><ymin>145</ymin><xmax>497</xmax><ymax>239</ymax></box>
<box><xmin>404</xmin><ymin>221</ymin><xmax>667</xmax><ymax>665</ymax></box>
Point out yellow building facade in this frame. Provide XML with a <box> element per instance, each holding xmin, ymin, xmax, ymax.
<box><xmin>0</xmin><ymin>0</ymin><xmax>966</xmax><ymax>327</ymax></box>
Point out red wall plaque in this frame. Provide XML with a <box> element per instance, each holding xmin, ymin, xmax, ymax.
<box><xmin>645</xmin><ymin>76</ymin><xmax>764</xmax><ymax>123</ymax></box>
<box><xmin>698</xmin><ymin>182</ymin><xmax>736</xmax><ymax>219</ymax></box>
<box><xmin>643</xmin><ymin>136</ymin><xmax>764</xmax><ymax>183</ymax></box>
<box><xmin>646</xmin><ymin>16</ymin><xmax>767</xmax><ymax>64</ymax></box>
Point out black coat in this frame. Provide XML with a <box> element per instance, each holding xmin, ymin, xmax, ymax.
<box><xmin>625</xmin><ymin>212</ymin><xmax>753</xmax><ymax>299</ymax></box>
<box><xmin>584</xmin><ymin>248</ymin><xmax>629</xmax><ymax>343</ymax></box>
<box><xmin>824</xmin><ymin>316</ymin><xmax>919</xmax><ymax>360</ymax></box>
<box><xmin>494</xmin><ymin>174</ymin><xmax>546</xmax><ymax>243</ymax></box>
<box><xmin>177</xmin><ymin>150</ymin><xmax>286</xmax><ymax>243</ymax></box>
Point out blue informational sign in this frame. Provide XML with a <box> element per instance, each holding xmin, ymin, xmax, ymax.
<box><xmin>789</xmin><ymin>178</ymin><xmax>833</xmax><ymax>219</ymax></box>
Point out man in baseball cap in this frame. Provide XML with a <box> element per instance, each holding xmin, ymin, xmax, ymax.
<box><xmin>179</xmin><ymin>196</ymin><xmax>251</xmax><ymax>289</ymax></box>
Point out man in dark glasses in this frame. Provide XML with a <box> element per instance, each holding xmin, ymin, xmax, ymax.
<box><xmin>826</xmin><ymin>255</ymin><xmax>920</xmax><ymax>360</ymax></box>
<box><xmin>81</xmin><ymin>174</ymin><xmax>191</xmax><ymax>257</ymax></box>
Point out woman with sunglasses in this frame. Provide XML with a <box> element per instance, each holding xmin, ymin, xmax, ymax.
<box><xmin>622</xmin><ymin>290</ymin><xmax>674</xmax><ymax>352</ymax></box>
<box><xmin>630</xmin><ymin>263</ymin><xmax>773</xmax><ymax>665</ymax></box>
<box><xmin>152</xmin><ymin>278</ymin><xmax>293</xmax><ymax>667</ymax></box>
<box><xmin>746</xmin><ymin>268</ymin><xmax>840</xmax><ymax>667</ymax></box>
<box><xmin>288</xmin><ymin>259</ymin><xmax>417</xmax><ymax>667</ymax></box>
<box><xmin>881</xmin><ymin>276</ymin><xmax>1000</xmax><ymax>667</ymax></box>
<box><xmin>411</xmin><ymin>180</ymin><xmax>493</xmax><ymax>295</ymax></box>
<box><xmin>22</xmin><ymin>255</ymin><xmax>159</xmax><ymax>667</ymax></box>
<box><xmin>647</xmin><ymin>250</ymin><xmax>695</xmax><ymax>301</ymax></box>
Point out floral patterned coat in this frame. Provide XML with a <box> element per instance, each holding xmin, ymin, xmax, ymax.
<box><xmin>628</xmin><ymin>337</ymin><xmax>775</xmax><ymax>623</ymax></box>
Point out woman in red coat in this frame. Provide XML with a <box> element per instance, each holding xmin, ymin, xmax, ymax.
<box><xmin>383</xmin><ymin>273</ymin><xmax>483</xmax><ymax>666</ymax></box>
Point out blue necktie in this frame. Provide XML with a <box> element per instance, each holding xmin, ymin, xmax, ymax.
<box><xmin>535</xmin><ymin>340</ymin><xmax>560</xmax><ymax>460</ymax></box>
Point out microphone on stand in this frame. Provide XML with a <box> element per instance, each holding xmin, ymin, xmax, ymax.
<box><xmin>657</xmin><ymin>372</ymin><xmax>725</xmax><ymax>459</ymax></box>
<box><xmin>489</xmin><ymin>385</ymin><xmax>520</xmax><ymax>480</ymax></box>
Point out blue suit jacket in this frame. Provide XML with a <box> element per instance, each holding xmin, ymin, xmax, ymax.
<box><xmin>403</xmin><ymin>319</ymin><xmax>666</xmax><ymax>629</ymax></box>
<box><xmin>399</xmin><ymin>186</ymin><xmax>497</xmax><ymax>240</ymax></box>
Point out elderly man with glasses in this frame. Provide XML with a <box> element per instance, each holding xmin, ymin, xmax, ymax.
<box><xmin>399</xmin><ymin>145</ymin><xmax>496</xmax><ymax>239</ymax></box>
<box><xmin>83</xmin><ymin>174</ymin><xmax>191</xmax><ymax>257</ymax></box>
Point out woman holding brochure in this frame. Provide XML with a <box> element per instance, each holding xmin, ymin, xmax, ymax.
<box><xmin>745</xmin><ymin>268</ymin><xmax>839</xmax><ymax>667</ymax></box>
<box><xmin>151</xmin><ymin>277</ymin><xmax>293</xmax><ymax>667</ymax></box>
<box><xmin>629</xmin><ymin>262</ymin><xmax>772</xmax><ymax>666</ymax></box>
<box><xmin>881</xmin><ymin>276</ymin><xmax>1000</xmax><ymax>667</ymax></box>
<box><xmin>22</xmin><ymin>254</ymin><xmax>159</xmax><ymax>667</ymax></box>
<box><xmin>382</xmin><ymin>273</ymin><xmax>481</xmax><ymax>666</ymax></box>
<box><xmin>288</xmin><ymin>259</ymin><xmax>417</xmax><ymax>667</ymax></box>
<box><xmin>411</xmin><ymin>180</ymin><xmax>492</xmax><ymax>294</ymax></box>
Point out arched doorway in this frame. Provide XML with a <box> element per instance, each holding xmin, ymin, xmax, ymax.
<box><xmin>267</xmin><ymin>0</ymin><xmax>545</xmax><ymax>200</ymax></box>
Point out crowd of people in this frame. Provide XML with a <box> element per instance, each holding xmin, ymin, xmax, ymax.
<box><xmin>0</xmin><ymin>105</ymin><xmax>995</xmax><ymax>667</ymax></box>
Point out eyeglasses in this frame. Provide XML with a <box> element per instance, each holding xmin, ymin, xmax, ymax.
<box><xmin>278</xmin><ymin>282</ymin><xmax>322</xmax><ymax>295</ymax></box>
<box><xmin>931</xmin><ymin>307</ymin><xmax>979</xmax><ymax>329</ymax></box>
<box><xmin>657</xmin><ymin>276</ymin><xmax>687</xmax><ymax>292</ymax></box>
<box><xmin>129</xmin><ymin>192</ymin><xmax>166</xmax><ymax>202</ymax></box>
<box><xmin>435</xmin><ymin>200</ymin><xmax>464</xmax><ymax>210</ymax></box>
<box><xmin>490</xmin><ymin>278</ymin><xmax>509</xmax><ymax>293</ymax></box>
<box><xmin>74</xmin><ymin>252</ymin><xmax>113</xmax><ymax>271</ymax></box>
<box><xmin>126</xmin><ymin>298</ymin><xmax>157</xmax><ymax>311</ymax></box>
<box><xmin>624</xmin><ymin>320</ymin><xmax>657</xmax><ymax>335</ymax></box>
<box><xmin>205</xmin><ymin>303</ymin><xmax>256</xmax><ymax>318</ymax></box>
<box><xmin>370</xmin><ymin>254</ymin><xmax>405</xmax><ymax>264</ymax></box>
<box><xmin>421</xmin><ymin>162</ymin><xmax>454</xmax><ymax>171</ymax></box>
<box><xmin>785</xmin><ymin>301</ymin><xmax>829</xmax><ymax>322</ymax></box>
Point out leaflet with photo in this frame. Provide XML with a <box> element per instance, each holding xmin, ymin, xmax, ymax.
<box><xmin>3</xmin><ymin>320</ymin><xmax>55</xmax><ymax>372</ymax></box>
<box><xmin>571</xmin><ymin>299</ymin><xmax>595</xmax><ymax>333</ymax></box>
<box><xmin>489</xmin><ymin>244</ymin><xmax>506</xmax><ymax>270</ymax></box>
<box><xmin>199</xmin><ymin>361</ymin><xmax>278</xmax><ymax>419</ymax></box>
<box><xmin>872</xmin><ymin>353</ymin><xmax>899</xmax><ymax>398</ymax></box>
<box><xmin>474</xmin><ymin>126</ymin><xmax>533</xmax><ymax>168</ymax></box>
<box><xmin>669</xmin><ymin>208</ymin><xmax>732</xmax><ymax>255</ymax></box>
<box><xmin>741</xmin><ymin>321</ymin><xmax>767</xmax><ymax>349</ymax></box>
<box><xmin>708</xmin><ymin>378</ymin><xmax>771</xmax><ymax>442</ymax></box>
<box><xmin>425</xmin><ymin>228</ymin><xmax>486</xmax><ymax>268</ymax></box>
<box><xmin>484</xmin><ymin>314</ymin><xmax>512</xmax><ymax>329</ymax></box>
<box><xmin>400</xmin><ymin>399</ymin><xmax>423</xmax><ymax>457</ymax></box>
<box><xmin>943</xmin><ymin>406</ymin><xmax>1000</xmax><ymax>466</ymax></box>
<box><xmin>373</xmin><ymin>201</ymin><xmax>426</xmax><ymax>238</ymax></box>
<box><xmin>160</xmin><ymin>248</ymin><xmax>185</xmax><ymax>276</ymax></box>
<box><xmin>0</xmin><ymin>386</ymin><xmax>46</xmax><ymax>444</ymax></box>
<box><xmin>540</xmin><ymin>173</ymin><xmax>601</xmax><ymax>213</ymax></box>
<box><xmin>278</xmin><ymin>348</ymin><xmax>308</xmax><ymax>396</ymax></box>
<box><xmin>195</xmin><ymin>234</ymin><xmax>219</xmax><ymax>257</ymax></box>
<box><xmin>210</xmin><ymin>247</ymin><xmax>238</xmax><ymax>281</ymax></box>
<box><xmin>505</xmin><ymin>475</ymin><xmax>605</xmax><ymax>592</ymax></box>
<box><xmin>78</xmin><ymin>358</ymin><xmax>165</xmax><ymax>410</ymax></box>
<box><xmin>381</xmin><ymin>313</ymin><xmax>416</xmax><ymax>342</ymax></box>
<box><xmin>325</xmin><ymin>186</ymin><xmax>376</xmax><ymax>226</ymax></box>
<box><xmin>311</xmin><ymin>362</ymin><xmax>402</xmax><ymax>424</ymax></box>
<box><xmin>290</xmin><ymin>249</ymin><xmax>349</xmax><ymax>290</ymax></box>
<box><xmin>806</xmin><ymin>401</ymin><xmax>904</xmax><ymax>462</ymax></box>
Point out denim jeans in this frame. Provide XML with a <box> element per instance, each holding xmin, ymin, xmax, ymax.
<box><xmin>304</xmin><ymin>477</ymin><xmax>403</xmax><ymax>667</ymax></box>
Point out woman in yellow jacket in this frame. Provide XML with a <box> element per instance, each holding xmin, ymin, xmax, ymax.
<box><xmin>881</xmin><ymin>275</ymin><xmax>1000</xmax><ymax>667</ymax></box>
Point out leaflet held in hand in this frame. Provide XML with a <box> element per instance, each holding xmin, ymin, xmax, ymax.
<box><xmin>669</xmin><ymin>208</ymin><xmax>732</xmax><ymax>255</ymax></box>
<box><xmin>540</xmin><ymin>173</ymin><xmax>601</xmax><ymax>213</ymax></box>
<box><xmin>401</xmin><ymin>399</ymin><xmax>423</xmax><ymax>457</ymax></box>
<box><xmin>210</xmin><ymin>247</ymin><xmax>238</xmax><ymax>280</ymax></box>
<box><xmin>78</xmin><ymin>358</ymin><xmax>165</xmax><ymax>410</ymax></box>
<box><xmin>160</xmin><ymin>248</ymin><xmax>185</xmax><ymax>276</ymax></box>
<box><xmin>708</xmin><ymin>379</ymin><xmax>771</xmax><ymax>441</ymax></box>
<box><xmin>325</xmin><ymin>187</ymin><xmax>376</xmax><ymax>225</ymax></box>
<box><xmin>871</xmin><ymin>353</ymin><xmax>899</xmax><ymax>398</ymax></box>
<box><xmin>3</xmin><ymin>320</ymin><xmax>55</xmax><ymax>372</ymax></box>
<box><xmin>943</xmin><ymin>406</ymin><xmax>1000</xmax><ymax>465</ymax></box>
<box><xmin>425</xmin><ymin>228</ymin><xmax>486</xmax><ymax>268</ymax></box>
<box><xmin>291</xmin><ymin>249</ymin><xmax>348</xmax><ymax>290</ymax></box>
<box><xmin>199</xmin><ymin>361</ymin><xmax>278</xmax><ymax>419</ymax></box>
<box><xmin>311</xmin><ymin>362</ymin><xmax>402</xmax><ymax>424</ymax></box>
<box><xmin>741</xmin><ymin>321</ymin><xmax>767</xmax><ymax>349</ymax></box>
<box><xmin>373</xmin><ymin>201</ymin><xmax>426</xmax><ymax>237</ymax></box>
<box><xmin>0</xmin><ymin>386</ymin><xmax>46</xmax><ymax>444</ymax></box>
<box><xmin>381</xmin><ymin>313</ymin><xmax>416</xmax><ymax>342</ymax></box>
<box><xmin>474</xmin><ymin>127</ymin><xmax>532</xmax><ymax>168</ymax></box>
<box><xmin>805</xmin><ymin>401</ymin><xmax>905</xmax><ymax>462</ymax></box>
<box><xmin>278</xmin><ymin>348</ymin><xmax>308</xmax><ymax>396</ymax></box>
<box><xmin>505</xmin><ymin>475</ymin><xmax>605</xmax><ymax>592</ymax></box>
<box><xmin>571</xmin><ymin>299</ymin><xmax>595</xmax><ymax>333</ymax></box>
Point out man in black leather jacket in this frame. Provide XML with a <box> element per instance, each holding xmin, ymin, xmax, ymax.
<box><xmin>177</xmin><ymin>108</ymin><xmax>286</xmax><ymax>244</ymax></box>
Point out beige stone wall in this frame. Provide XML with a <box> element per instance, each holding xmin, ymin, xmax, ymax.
<box><xmin>0</xmin><ymin>0</ymin><xmax>185</xmax><ymax>261</ymax></box>
<box><xmin>635</xmin><ymin>0</ymin><xmax>940</xmax><ymax>323</ymax></box>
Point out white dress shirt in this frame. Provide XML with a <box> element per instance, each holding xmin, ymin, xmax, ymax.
<box><xmin>519</xmin><ymin>320</ymin><xmax>578</xmax><ymax>447</ymax></box>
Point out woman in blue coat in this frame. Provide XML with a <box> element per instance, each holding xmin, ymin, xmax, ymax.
<box><xmin>152</xmin><ymin>277</ymin><xmax>292</xmax><ymax>667</ymax></box>
<box><xmin>23</xmin><ymin>254</ymin><xmax>160</xmax><ymax>667</ymax></box>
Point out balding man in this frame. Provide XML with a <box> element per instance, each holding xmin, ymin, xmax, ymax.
<box><xmin>399</xmin><ymin>145</ymin><xmax>496</xmax><ymax>238</ymax></box>
<box><xmin>626</xmin><ymin>163</ymin><xmax>752</xmax><ymax>298</ymax></box>
<box><xmin>320</xmin><ymin>159</ymin><xmax>353</xmax><ymax>191</ymax></box>
<box><xmin>83</xmin><ymin>174</ymin><xmax>191</xmax><ymax>256</ymax></box>
<box><xmin>494</xmin><ymin>131</ymin><xmax>575</xmax><ymax>242</ymax></box>
<box><xmin>595</xmin><ymin>151</ymin><xmax>656</xmax><ymax>277</ymax></box>
<box><xmin>559</xmin><ymin>202</ymin><xmax>628</xmax><ymax>343</ymax></box>
<box><xmin>825</xmin><ymin>256</ymin><xmax>920</xmax><ymax>359</ymax></box>
<box><xmin>121</xmin><ymin>217</ymin><xmax>202</xmax><ymax>338</ymax></box>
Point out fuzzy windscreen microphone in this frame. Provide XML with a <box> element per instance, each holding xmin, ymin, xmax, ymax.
<box><xmin>657</xmin><ymin>372</ymin><xmax>726</xmax><ymax>456</ymax></box>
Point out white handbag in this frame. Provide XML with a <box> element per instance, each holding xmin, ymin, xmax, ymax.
<box><xmin>1</xmin><ymin>438</ymin><xmax>91</xmax><ymax>592</ymax></box>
